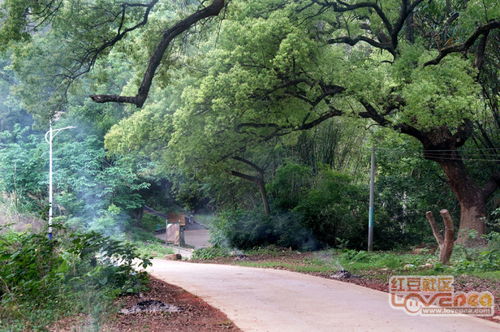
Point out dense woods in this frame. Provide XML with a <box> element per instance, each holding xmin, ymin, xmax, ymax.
<box><xmin>0</xmin><ymin>0</ymin><xmax>498</xmax><ymax>328</ymax></box>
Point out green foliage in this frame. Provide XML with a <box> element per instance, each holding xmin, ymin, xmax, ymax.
<box><xmin>451</xmin><ymin>232</ymin><xmax>500</xmax><ymax>273</ymax></box>
<box><xmin>397</xmin><ymin>51</ymin><xmax>481</xmax><ymax>130</ymax></box>
<box><xmin>192</xmin><ymin>247</ymin><xmax>230</xmax><ymax>260</ymax></box>
<box><xmin>210</xmin><ymin>209</ymin><xmax>316</xmax><ymax>250</ymax></box>
<box><xmin>294</xmin><ymin>168</ymin><xmax>367</xmax><ymax>248</ymax></box>
<box><xmin>0</xmin><ymin>0</ymin><xmax>497</xmax><ymax>265</ymax></box>
<box><xmin>267</xmin><ymin>162</ymin><xmax>312</xmax><ymax>210</ymax></box>
<box><xmin>124</xmin><ymin>225</ymin><xmax>175</xmax><ymax>258</ymax></box>
<box><xmin>371</xmin><ymin>134</ymin><xmax>459</xmax><ymax>249</ymax></box>
<box><xmin>0</xmin><ymin>125</ymin><xmax>46</xmax><ymax>213</ymax></box>
<box><xmin>0</xmin><ymin>123</ymin><xmax>151</xmax><ymax>233</ymax></box>
<box><xmin>334</xmin><ymin>232</ymin><xmax>500</xmax><ymax>275</ymax></box>
<box><xmin>243</xmin><ymin>245</ymin><xmax>287</xmax><ymax>257</ymax></box>
<box><xmin>336</xmin><ymin>250</ymin><xmax>434</xmax><ymax>272</ymax></box>
<box><xmin>0</xmin><ymin>227</ymin><xmax>151</xmax><ymax>330</ymax></box>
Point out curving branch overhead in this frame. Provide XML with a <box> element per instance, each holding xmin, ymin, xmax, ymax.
<box><xmin>90</xmin><ymin>0</ymin><xmax>226</xmax><ymax>108</ymax></box>
<box><xmin>424</xmin><ymin>20</ymin><xmax>500</xmax><ymax>66</ymax></box>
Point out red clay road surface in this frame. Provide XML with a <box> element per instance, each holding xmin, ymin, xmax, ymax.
<box><xmin>149</xmin><ymin>260</ymin><xmax>499</xmax><ymax>332</ymax></box>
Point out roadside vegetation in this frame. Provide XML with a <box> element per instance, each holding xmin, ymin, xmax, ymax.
<box><xmin>193</xmin><ymin>234</ymin><xmax>499</xmax><ymax>279</ymax></box>
<box><xmin>0</xmin><ymin>0</ymin><xmax>498</xmax><ymax>329</ymax></box>
<box><xmin>0</xmin><ymin>225</ymin><xmax>151</xmax><ymax>331</ymax></box>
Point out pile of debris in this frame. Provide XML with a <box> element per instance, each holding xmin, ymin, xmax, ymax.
<box><xmin>330</xmin><ymin>269</ymin><xmax>359</xmax><ymax>280</ymax></box>
<box><xmin>120</xmin><ymin>300</ymin><xmax>181</xmax><ymax>315</ymax></box>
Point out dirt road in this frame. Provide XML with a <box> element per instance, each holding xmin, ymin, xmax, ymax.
<box><xmin>149</xmin><ymin>260</ymin><xmax>498</xmax><ymax>332</ymax></box>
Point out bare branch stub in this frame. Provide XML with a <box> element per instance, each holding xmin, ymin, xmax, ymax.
<box><xmin>90</xmin><ymin>0</ymin><xmax>226</xmax><ymax>108</ymax></box>
<box><xmin>425</xmin><ymin>211</ymin><xmax>443</xmax><ymax>245</ymax></box>
<box><xmin>438</xmin><ymin>209</ymin><xmax>455</xmax><ymax>265</ymax></box>
<box><xmin>425</xmin><ymin>210</ymin><xmax>455</xmax><ymax>264</ymax></box>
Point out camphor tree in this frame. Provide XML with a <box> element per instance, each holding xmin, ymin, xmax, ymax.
<box><xmin>160</xmin><ymin>0</ymin><xmax>497</xmax><ymax>246</ymax></box>
<box><xmin>288</xmin><ymin>0</ymin><xmax>500</xmax><ymax>245</ymax></box>
<box><xmin>2</xmin><ymin>0</ymin><xmax>499</xmax><ymax>245</ymax></box>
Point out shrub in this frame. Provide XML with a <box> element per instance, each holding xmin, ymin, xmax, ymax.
<box><xmin>0</xmin><ymin>226</ymin><xmax>151</xmax><ymax>330</ymax></box>
<box><xmin>209</xmin><ymin>209</ymin><xmax>316</xmax><ymax>250</ymax></box>
<box><xmin>294</xmin><ymin>169</ymin><xmax>367</xmax><ymax>248</ymax></box>
<box><xmin>451</xmin><ymin>231</ymin><xmax>500</xmax><ymax>273</ymax></box>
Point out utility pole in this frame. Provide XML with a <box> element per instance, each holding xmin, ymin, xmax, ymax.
<box><xmin>48</xmin><ymin>122</ymin><xmax>53</xmax><ymax>239</ymax></box>
<box><xmin>368</xmin><ymin>146</ymin><xmax>375</xmax><ymax>251</ymax></box>
<box><xmin>45</xmin><ymin>123</ymin><xmax>75</xmax><ymax>240</ymax></box>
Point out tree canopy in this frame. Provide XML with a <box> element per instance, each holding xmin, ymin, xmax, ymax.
<box><xmin>0</xmin><ymin>0</ymin><xmax>498</xmax><ymax>247</ymax></box>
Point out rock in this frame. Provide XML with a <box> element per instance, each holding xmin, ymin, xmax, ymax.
<box><xmin>403</xmin><ymin>264</ymin><xmax>415</xmax><ymax>270</ymax></box>
<box><xmin>165</xmin><ymin>253</ymin><xmax>182</xmax><ymax>260</ymax></box>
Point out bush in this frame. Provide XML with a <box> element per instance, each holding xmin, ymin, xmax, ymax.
<box><xmin>294</xmin><ymin>169</ymin><xmax>367</xmax><ymax>248</ymax></box>
<box><xmin>0</xmin><ymin>226</ymin><xmax>151</xmax><ymax>330</ymax></box>
<box><xmin>451</xmin><ymin>231</ymin><xmax>500</xmax><ymax>273</ymax></box>
<box><xmin>210</xmin><ymin>209</ymin><xmax>316</xmax><ymax>250</ymax></box>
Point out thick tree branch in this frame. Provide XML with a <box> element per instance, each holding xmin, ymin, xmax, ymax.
<box><xmin>296</xmin><ymin>107</ymin><xmax>343</xmax><ymax>131</ymax></box>
<box><xmin>318</xmin><ymin>0</ymin><xmax>425</xmax><ymax>56</ymax></box>
<box><xmin>236</xmin><ymin>107</ymin><xmax>343</xmax><ymax>138</ymax></box>
<box><xmin>474</xmin><ymin>31</ymin><xmax>489</xmax><ymax>70</ymax></box>
<box><xmin>69</xmin><ymin>0</ymin><xmax>159</xmax><ymax>80</ymax></box>
<box><xmin>229</xmin><ymin>170</ymin><xmax>261</xmax><ymax>184</ymax></box>
<box><xmin>358</xmin><ymin>99</ymin><xmax>432</xmax><ymax>146</ymax></box>
<box><xmin>313</xmin><ymin>0</ymin><xmax>393</xmax><ymax>35</ymax></box>
<box><xmin>328</xmin><ymin>36</ymin><xmax>392</xmax><ymax>48</ymax></box>
<box><xmin>90</xmin><ymin>0</ymin><xmax>226</xmax><ymax>107</ymax></box>
<box><xmin>328</xmin><ymin>34</ymin><xmax>395</xmax><ymax>55</ymax></box>
<box><xmin>425</xmin><ymin>210</ymin><xmax>455</xmax><ymax>264</ymax></box>
<box><xmin>229</xmin><ymin>158</ymin><xmax>271</xmax><ymax>215</ymax></box>
<box><xmin>424</xmin><ymin>20</ymin><xmax>500</xmax><ymax>66</ymax></box>
<box><xmin>390</xmin><ymin>0</ymin><xmax>424</xmax><ymax>49</ymax></box>
<box><xmin>236</xmin><ymin>123</ymin><xmax>283</xmax><ymax>133</ymax></box>
<box><xmin>232</xmin><ymin>156</ymin><xmax>265</xmax><ymax>174</ymax></box>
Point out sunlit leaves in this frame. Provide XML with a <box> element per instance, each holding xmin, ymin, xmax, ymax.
<box><xmin>400</xmin><ymin>53</ymin><xmax>481</xmax><ymax>130</ymax></box>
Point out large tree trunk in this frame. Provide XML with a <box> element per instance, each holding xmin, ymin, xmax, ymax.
<box><xmin>395</xmin><ymin>123</ymin><xmax>499</xmax><ymax>247</ymax></box>
<box><xmin>437</xmin><ymin>160</ymin><xmax>486</xmax><ymax>246</ymax></box>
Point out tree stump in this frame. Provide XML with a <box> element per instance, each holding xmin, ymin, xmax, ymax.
<box><xmin>425</xmin><ymin>209</ymin><xmax>455</xmax><ymax>264</ymax></box>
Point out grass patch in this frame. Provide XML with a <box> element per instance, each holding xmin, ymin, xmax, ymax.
<box><xmin>192</xmin><ymin>247</ymin><xmax>230</xmax><ymax>260</ymax></box>
<box><xmin>125</xmin><ymin>226</ymin><xmax>174</xmax><ymax>258</ymax></box>
<box><xmin>235</xmin><ymin>260</ymin><xmax>334</xmax><ymax>273</ymax></box>
<box><xmin>234</xmin><ymin>248</ymin><xmax>499</xmax><ymax>281</ymax></box>
<box><xmin>134</xmin><ymin>240</ymin><xmax>174</xmax><ymax>258</ymax></box>
<box><xmin>243</xmin><ymin>246</ymin><xmax>292</xmax><ymax>257</ymax></box>
<box><xmin>335</xmin><ymin>250</ymin><xmax>434</xmax><ymax>273</ymax></box>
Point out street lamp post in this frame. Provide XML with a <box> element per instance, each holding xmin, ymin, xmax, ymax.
<box><xmin>44</xmin><ymin>122</ymin><xmax>76</xmax><ymax>240</ymax></box>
